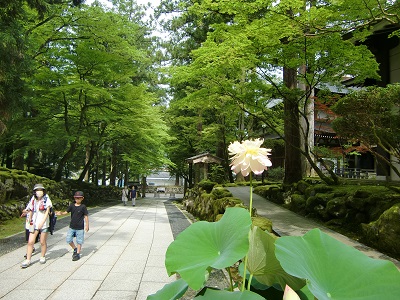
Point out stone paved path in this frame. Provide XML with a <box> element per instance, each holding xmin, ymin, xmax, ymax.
<box><xmin>227</xmin><ymin>186</ymin><xmax>400</xmax><ymax>268</ymax></box>
<box><xmin>0</xmin><ymin>198</ymin><xmax>178</xmax><ymax>300</ymax></box>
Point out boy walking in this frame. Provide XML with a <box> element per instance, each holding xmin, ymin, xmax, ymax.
<box><xmin>66</xmin><ymin>191</ymin><xmax>89</xmax><ymax>261</ymax></box>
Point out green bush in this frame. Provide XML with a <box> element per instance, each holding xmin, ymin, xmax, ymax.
<box><xmin>287</xmin><ymin>193</ymin><xmax>306</xmax><ymax>212</ymax></box>
<box><xmin>253</xmin><ymin>184</ymin><xmax>283</xmax><ymax>204</ymax></box>
<box><xmin>211</xmin><ymin>186</ymin><xmax>233</xmax><ymax>199</ymax></box>
<box><xmin>209</xmin><ymin>164</ymin><xmax>226</xmax><ymax>184</ymax></box>
<box><xmin>267</xmin><ymin>167</ymin><xmax>284</xmax><ymax>181</ymax></box>
<box><xmin>198</xmin><ymin>179</ymin><xmax>218</xmax><ymax>193</ymax></box>
<box><xmin>304</xmin><ymin>184</ymin><xmax>334</xmax><ymax>199</ymax></box>
<box><xmin>362</xmin><ymin>204</ymin><xmax>400</xmax><ymax>257</ymax></box>
<box><xmin>0</xmin><ymin>168</ymin><xmax>120</xmax><ymax>223</ymax></box>
<box><xmin>295</xmin><ymin>180</ymin><xmax>310</xmax><ymax>194</ymax></box>
<box><xmin>251</xmin><ymin>216</ymin><xmax>273</xmax><ymax>232</ymax></box>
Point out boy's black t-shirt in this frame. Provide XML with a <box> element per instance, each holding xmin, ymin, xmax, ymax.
<box><xmin>67</xmin><ymin>203</ymin><xmax>88</xmax><ymax>230</ymax></box>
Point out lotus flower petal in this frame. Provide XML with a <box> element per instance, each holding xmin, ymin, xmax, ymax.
<box><xmin>283</xmin><ymin>285</ymin><xmax>301</xmax><ymax>300</ymax></box>
<box><xmin>228</xmin><ymin>138</ymin><xmax>272</xmax><ymax>177</ymax></box>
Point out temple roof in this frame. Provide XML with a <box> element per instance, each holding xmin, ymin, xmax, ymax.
<box><xmin>186</xmin><ymin>152</ymin><xmax>224</xmax><ymax>164</ymax></box>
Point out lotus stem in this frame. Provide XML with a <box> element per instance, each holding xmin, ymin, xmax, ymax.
<box><xmin>227</xmin><ymin>267</ymin><xmax>234</xmax><ymax>291</ymax></box>
<box><xmin>242</xmin><ymin>173</ymin><xmax>254</xmax><ymax>291</ymax></box>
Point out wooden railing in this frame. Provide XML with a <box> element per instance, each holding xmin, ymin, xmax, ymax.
<box><xmin>335</xmin><ymin>168</ymin><xmax>376</xmax><ymax>179</ymax></box>
<box><xmin>145</xmin><ymin>186</ymin><xmax>184</xmax><ymax>198</ymax></box>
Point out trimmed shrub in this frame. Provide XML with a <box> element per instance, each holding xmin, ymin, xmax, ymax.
<box><xmin>326</xmin><ymin>198</ymin><xmax>347</xmax><ymax>219</ymax></box>
<box><xmin>198</xmin><ymin>180</ymin><xmax>218</xmax><ymax>193</ymax></box>
<box><xmin>211</xmin><ymin>186</ymin><xmax>233</xmax><ymax>200</ymax></box>
<box><xmin>295</xmin><ymin>180</ymin><xmax>310</xmax><ymax>194</ymax></box>
<box><xmin>253</xmin><ymin>184</ymin><xmax>283</xmax><ymax>204</ymax></box>
<box><xmin>287</xmin><ymin>193</ymin><xmax>306</xmax><ymax>212</ymax></box>
<box><xmin>362</xmin><ymin>204</ymin><xmax>400</xmax><ymax>257</ymax></box>
<box><xmin>267</xmin><ymin>167</ymin><xmax>284</xmax><ymax>181</ymax></box>
<box><xmin>252</xmin><ymin>216</ymin><xmax>273</xmax><ymax>233</ymax></box>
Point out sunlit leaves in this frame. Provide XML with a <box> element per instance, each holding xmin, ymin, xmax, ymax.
<box><xmin>276</xmin><ymin>228</ymin><xmax>400</xmax><ymax>300</ymax></box>
<box><xmin>165</xmin><ymin>207</ymin><xmax>252</xmax><ymax>290</ymax></box>
<box><xmin>247</xmin><ymin>226</ymin><xmax>305</xmax><ymax>291</ymax></box>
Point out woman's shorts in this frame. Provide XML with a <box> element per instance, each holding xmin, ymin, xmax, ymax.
<box><xmin>66</xmin><ymin>228</ymin><xmax>85</xmax><ymax>245</ymax></box>
<box><xmin>26</xmin><ymin>229</ymin><xmax>40</xmax><ymax>242</ymax></box>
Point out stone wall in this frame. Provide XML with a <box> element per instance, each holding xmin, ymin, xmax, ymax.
<box><xmin>0</xmin><ymin>167</ymin><xmax>120</xmax><ymax>222</ymax></box>
<box><xmin>182</xmin><ymin>182</ymin><xmax>273</xmax><ymax>233</ymax></box>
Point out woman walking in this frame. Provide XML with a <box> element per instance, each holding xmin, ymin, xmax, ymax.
<box><xmin>21</xmin><ymin>183</ymin><xmax>53</xmax><ymax>268</ymax></box>
<box><xmin>122</xmin><ymin>186</ymin><xmax>129</xmax><ymax>206</ymax></box>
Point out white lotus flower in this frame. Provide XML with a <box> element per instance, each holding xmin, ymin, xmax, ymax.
<box><xmin>283</xmin><ymin>285</ymin><xmax>301</xmax><ymax>300</ymax></box>
<box><xmin>228</xmin><ymin>138</ymin><xmax>272</xmax><ymax>177</ymax></box>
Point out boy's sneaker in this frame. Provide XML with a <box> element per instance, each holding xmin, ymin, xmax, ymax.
<box><xmin>39</xmin><ymin>256</ymin><xmax>46</xmax><ymax>264</ymax></box>
<box><xmin>72</xmin><ymin>253</ymin><xmax>80</xmax><ymax>261</ymax></box>
<box><xmin>72</xmin><ymin>248</ymin><xmax>77</xmax><ymax>257</ymax></box>
<box><xmin>21</xmin><ymin>260</ymin><xmax>31</xmax><ymax>268</ymax></box>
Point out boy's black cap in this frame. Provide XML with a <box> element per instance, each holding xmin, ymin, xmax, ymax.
<box><xmin>74</xmin><ymin>191</ymin><xmax>84</xmax><ymax>197</ymax></box>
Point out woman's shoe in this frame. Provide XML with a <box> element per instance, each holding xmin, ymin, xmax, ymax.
<box><xmin>21</xmin><ymin>260</ymin><xmax>31</xmax><ymax>268</ymax></box>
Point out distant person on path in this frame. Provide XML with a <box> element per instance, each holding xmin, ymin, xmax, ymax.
<box><xmin>122</xmin><ymin>186</ymin><xmax>129</xmax><ymax>206</ymax></box>
<box><xmin>129</xmin><ymin>185</ymin><xmax>137</xmax><ymax>206</ymax></box>
<box><xmin>21</xmin><ymin>183</ymin><xmax>52</xmax><ymax>268</ymax></box>
<box><xmin>66</xmin><ymin>191</ymin><xmax>89</xmax><ymax>261</ymax></box>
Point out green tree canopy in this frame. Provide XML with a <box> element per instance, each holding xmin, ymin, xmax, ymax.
<box><xmin>3</xmin><ymin>2</ymin><xmax>169</xmax><ymax>183</ymax></box>
<box><xmin>332</xmin><ymin>84</ymin><xmax>400</xmax><ymax>177</ymax></box>
<box><xmin>157</xmin><ymin>0</ymin><xmax>396</xmax><ymax>184</ymax></box>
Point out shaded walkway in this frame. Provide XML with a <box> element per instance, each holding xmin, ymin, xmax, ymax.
<box><xmin>0</xmin><ymin>199</ymin><xmax>180</xmax><ymax>299</ymax></box>
<box><xmin>227</xmin><ymin>186</ymin><xmax>400</xmax><ymax>268</ymax></box>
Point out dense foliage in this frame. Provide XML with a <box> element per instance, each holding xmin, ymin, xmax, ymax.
<box><xmin>157</xmin><ymin>0</ymin><xmax>399</xmax><ymax>185</ymax></box>
<box><xmin>332</xmin><ymin>84</ymin><xmax>400</xmax><ymax>177</ymax></box>
<box><xmin>1</xmin><ymin>0</ymin><xmax>400</xmax><ymax>187</ymax></box>
<box><xmin>0</xmin><ymin>1</ymin><xmax>168</xmax><ymax>184</ymax></box>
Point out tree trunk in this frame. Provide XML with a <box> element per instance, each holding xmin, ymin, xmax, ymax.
<box><xmin>102</xmin><ymin>158</ymin><xmax>107</xmax><ymax>186</ymax></box>
<box><xmin>307</xmin><ymin>153</ymin><xmax>337</xmax><ymax>185</ymax></box>
<box><xmin>188</xmin><ymin>162</ymin><xmax>193</xmax><ymax>188</ymax></box>
<box><xmin>109</xmin><ymin>144</ymin><xmax>118</xmax><ymax>186</ymax></box>
<box><xmin>184</xmin><ymin>178</ymin><xmax>188</xmax><ymax>197</ymax></box>
<box><xmin>54</xmin><ymin>140</ymin><xmax>78</xmax><ymax>181</ymax></box>
<box><xmin>124</xmin><ymin>161</ymin><xmax>129</xmax><ymax>186</ymax></box>
<box><xmin>141</xmin><ymin>176</ymin><xmax>146</xmax><ymax>198</ymax></box>
<box><xmin>27</xmin><ymin>150</ymin><xmax>35</xmax><ymax>171</ymax></box>
<box><xmin>5</xmin><ymin>142</ymin><xmax>13</xmax><ymax>169</ymax></box>
<box><xmin>78</xmin><ymin>142</ymin><xmax>96</xmax><ymax>182</ymax></box>
<box><xmin>93</xmin><ymin>152</ymin><xmax>99</xmax><ymax>186</ymax></box>
<box><xmin>84</xmin><ymin>142</ymin><xmax>90</xmax><ymax>182</ymax></box>
<box><xmin>283</xmin><ymin>66</ymin><xmax>303</xmax><ymax>184</ymax></box>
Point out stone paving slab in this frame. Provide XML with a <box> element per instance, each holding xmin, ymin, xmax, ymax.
<box><xmin>0</xmin><ymin>199</ymin><xmax>177</xmax><ymax>300</ymax></box>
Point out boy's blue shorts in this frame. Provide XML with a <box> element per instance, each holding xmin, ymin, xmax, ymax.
<box><xmin>66</xmin><ymin>228</ymin><xmax>84</xmax><ymax>245</ymax></box>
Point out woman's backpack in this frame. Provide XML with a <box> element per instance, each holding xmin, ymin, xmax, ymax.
<box><xmin>49</xmin><ymin>207</ymin><xmax>57</xmax><ymax>235</ymax></box>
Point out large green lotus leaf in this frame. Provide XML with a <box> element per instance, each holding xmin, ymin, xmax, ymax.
<box><xmin>194</xmin><ymin>287</ymin><xmax>265</xmax><ymax>299</ymax></box>
<box><xmin>275</xmin><ymin>228</ymin><xmax>400</xmax><ymax>300</ymax></box>
<box><xmin>297</xmin><ymin>284</ymin><xmax>315</xmax><ymax>300</ymax></box>
<box><xmin>247</xmin><ymin>226</ymin><xmax>306</xmax><ymax>291</ymax></box>
<box><xmin>147</xmin><ymin>279</ymin><xmax>188</xmax><ymax>300</ymax></box>
<box><xmin>165</xmin><ymin>207</ymin><xmax>252</xmax><ymax>290</ymax></box>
